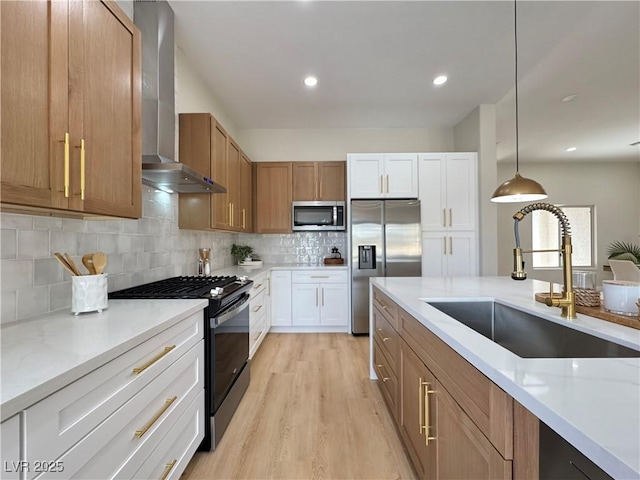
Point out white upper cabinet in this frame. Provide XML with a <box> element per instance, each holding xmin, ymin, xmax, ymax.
<box><xmin>419</xmin><ymin>153</ymin><xmax>477</xmax><ymax>231</ymax></box>
<box><xmin>348</xmin><ymin>153</ymin><xmax>418</xmax><ymax>198</ymax></box>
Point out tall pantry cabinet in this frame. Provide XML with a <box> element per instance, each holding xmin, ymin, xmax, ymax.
<box><xmin>418</xmin><ymin>153</ymin><xmax>478</xmax><ymax>277</ymax></box>
<box><xmin>1</xmin><ymin>0</ymin><xmax>142</xmax><ymax>219</ymax></box>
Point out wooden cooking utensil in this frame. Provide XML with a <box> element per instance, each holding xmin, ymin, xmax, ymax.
<box><xmin>82</xmin><ymin>253</ymin><xmax>97</xmax><ymax>275</ymax></box>
<box><xmin>92</xmin><ymin>252</ymin><xmax>107</xmax><ymax>275</ymax></box>
<box><xmin>64</xmin><ymin>253</ymin><xmax>83</xmax><ymax>276</ymax></box>
<box><xmin>54</xmin><ymin>252</ymin><xmax>78</xmax><ymax>277</ymax></box>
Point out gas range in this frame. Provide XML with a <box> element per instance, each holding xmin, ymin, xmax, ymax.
<box><xmin>109</xmin><ymin>275</ymin><xmax>253</xmax><ymax>313</ymax></box>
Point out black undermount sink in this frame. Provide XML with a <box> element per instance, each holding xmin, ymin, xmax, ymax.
<box><xmin>426</xmin><ymin>300</ymin><xmax>640</xmax><ymax>359</ymax></box>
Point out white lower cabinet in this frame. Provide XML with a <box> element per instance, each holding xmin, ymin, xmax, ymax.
<box><xmin>291</xmin><ymin>270</ymin><xmax>349</xmax><ymax>329</ymax></box>
<box><xmin>22</xmin><ymin>311</ymin><xmax>205</xmax><ymax>480</ymax></box>
<box><xmin>249</xmin><ymin>271</ymin><xmax>270</xmax><ymax>358</ymax></box>
<box><xmin>270</xmin><ymin>270</ymin><xmax>292</xmax><ymax>326</ymax></box>
<box><xmin>1</xmin><ymin>415</ymin><xmax>20</xmax><ymax>480</ymax></box>
<box><xmin>422</xmin><ymin>231</ymin><xmax>478</xmax><ymax>277</ymax></box>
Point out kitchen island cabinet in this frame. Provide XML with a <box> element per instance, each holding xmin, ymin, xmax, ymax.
<box><xmin>370</xmin><ymin>277</ymin><xmax>640</xmax><ymax>479</ymax></box>
<box><xmin>0</xmin><ymin>299</ymin><xmax>207</xmax><ymax>480</ymax></box>
<box><xmin>1</xmin><ymin>0</ymin><xmax>142</xmax><ymax>219</ymax></box>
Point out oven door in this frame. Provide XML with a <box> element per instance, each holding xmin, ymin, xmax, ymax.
<box><xmin>210</xmin><ymin>292</ymin><xmax>250</xmax><ymax>413</ymax></box>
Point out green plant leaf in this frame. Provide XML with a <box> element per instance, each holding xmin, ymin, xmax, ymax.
<box><xmin>606</xmin><ymin>241</ymin><xmax>640</xmax><ymax>263</ymax></box>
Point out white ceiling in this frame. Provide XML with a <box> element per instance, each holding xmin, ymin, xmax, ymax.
<box><xmin>169</xmin><ymin>1</ymin><xmax>640</xmax><ymax>164</ymax></box>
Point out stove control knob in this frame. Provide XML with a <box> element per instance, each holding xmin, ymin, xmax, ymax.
<box><xmin>238</xmin><ymin>275</ymin><xmax>248</xmax><ymax>283</ymax></box>
<box><xmin>210</xmin><ymin>287</ymin><xmax>223</xmax><ymax>296</ymax></box>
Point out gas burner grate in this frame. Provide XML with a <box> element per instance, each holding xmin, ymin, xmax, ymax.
<box><xmin>109</xmin><ymin>275</ymin><xmax>238</xmax><ymax>299</ymax></box>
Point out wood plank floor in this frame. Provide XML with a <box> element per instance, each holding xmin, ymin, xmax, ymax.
<box><xmin>182</xmin><ymin>333</ymin><xmax>416</xmax><ymax>480</ymax></box>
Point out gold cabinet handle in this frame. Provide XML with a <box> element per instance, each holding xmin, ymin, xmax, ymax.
<box><xmin>228</xmin><ymin>203</ymin><xmax>232</xmax><ymax>226</ymax></box>
<box><xmin>419</xmin><ymin>378</ymin><xmax>426</xmax><ymax>435</ymax></box>
<box><xmin>321</xmin><ymin>287</ymin><xmax>324</xmax><ymax>306</ymax></box>
<box><xmin>449</xmin><ymin>237</ymin><xmax>453</xmax><ymax>255</ymax></box>
<box><xmin>253</xmin><ymin>304</ymin><xmax>263</xmax><ymax>313</ymax></box>
<box><xmin>386</xmin><ymin>174</ymin><xmax>389</xmax><ymax>193</ymax></box>
<box><xmin>315</xmin><ymin>287</ymin><xmax>319</xmax><ymax>306</ymax></box>
<box><xmin>253</xmin><ymin>283</ymin><xmax>263</xmax><ymax>290</ymax></box>
<box><xmin>377</xmin><ymin>365</ymin><xmax>390</xmax><ymax>382</ymax></box>
<box><xmin>63</xmin><ymin>132</ymin><xmax>70</xmax><ymax>197</ymax></box>
<box><xmin>266</xmin><ymin>277</ymin><xmax>271</xmax><ymax>296</ymax></box>
<box><xmin>135</xmin><ymin>396</ymin><xmax>177</xmax><ymax>438</ymax></box>
<box><xmin>424</xmin><ymin>382</ymin><xmax>436</xmax><ymax>445</ymax></box>
<box><xmin>443</xmin><ymin>237</ymin><xmax>447</xmax><ymax>255</ymax></box>
<box><xmin>231</xmin><ymin>203</ymin><xmax>234</xmax><ymax>226</ymax></box>
<box><xmin>132</xmin><ymin>345</ymin><xmax>176</xmax><ymax>374</ymax></box>
<box><xmin>443</xmin><ymin>209</ymin><xmax>447</xmax><ymax>227</ymax></box>
<box><xmin>242</xmin><ymin>208</ymin><xmax>246</xmax><ymax>229</ymax></box>
<box><xmin>449</xmin><ymin>208</ymin><xmax>452</xmax><ymax>227</ymax></box>
<box><xmin>75</xmin><ymin>139</ymin><xmax>86</xmax><ymax>200</ymax></box>
<box><xmin>379</xmin><ymin>175</ymin><xmax>383</xmax><ymax>193</ymax></box>
<box><xmin>160</xmin><ymin>460</ymin><xmax>177</xmax><ymax>480</ymax></box>
<box><xmin>310</xmin><ymin>275</ymin><xmax>329</xmax><ymax>278</ymax></box>
<box><xmin>382</xmin><ymin>336</ymin><xmax>390</xmax><ymax>342</ymax></box>
<box><xmin>376</xmin><ymin>327</ymin><xmax>384</xmax><ymax>333</ymax></box>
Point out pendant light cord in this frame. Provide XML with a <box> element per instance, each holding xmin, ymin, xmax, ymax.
<box><xmin>514</xmin><ymin>0</ymin><xmax>520</xmax><ymax>174</ymax></box>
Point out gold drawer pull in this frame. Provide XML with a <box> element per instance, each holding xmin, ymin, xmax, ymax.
<box><xmin>376</xmin><ymin>327</ymin><xmax>383</xmax><ymax>333</ymax></box>
<box><xmin>376</xmin><ymin>364</ymin><xmax>390</xmax><ymax>382</ymax></box>
<box><xmin>382</xmin><ymin>337</ymin><xmax>390</xmax><ymax>342</ymax></box>
<box><xmin>253</xmin><ymin>283</ymin><xmax>263</xmax><ymax>290</ymax></box>
<box><xmin>77</xmin><ymin>138</ymin><xmax>85</xmax><ymax>200</ymax></box>
<box><xmin>63</xmin><ymin>132</ymin><xmax>70</xmax><ymax>197</ymax></box>
<box><xmin>423</xmin><ymin>382</ymin><xmax>437</xmax><ymax>446</ymax></box>
<box><xmin>310</xmin><ymin>275</ymin><xmax>330</xmax><ymax>278</ymax></box>
<box><xmin>253</xmin><ymin>304</ymin><xmax>263</xmax><ymax>313</ymax></box>
<box><xmin>160</xmin><ymin>459</ymin><xmax>177</xmax><ymax>480</ymax></box>
<box><xmin>135</xmin><ymin>396</ymin><xmax>177</xmax><ymax>438</ymax></box>
<box><xmin>133</xmin><ymin>345</ymin><xmax>176</xmax><ymax>374</ymax></box>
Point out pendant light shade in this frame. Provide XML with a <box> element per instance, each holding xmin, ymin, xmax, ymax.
<box><xmin>490</xmin><ymin>172</ymin><xmax>547</xmax><ymax>203</ymax></box>
<box><xmin>490</xmin><ymin>0</ymin><xmax>548</xmax><ymax>204</ymax></box>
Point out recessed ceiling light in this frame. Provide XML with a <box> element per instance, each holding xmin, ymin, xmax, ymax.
<box><xmin>304</xmin><ymin>76</ymin><xmax>318</xmax><ymax>87</ymax></box>
<box><xmin>561</xmin><ymin>94</ymin><xmax>578</xmax><ymax>103</ymax></box>
<box><xmin>433</xmin><ymin>75</ymin><xmax>448</xmax><ymax>86</ymax></box>
<box><xmin>566</xmin><ymin>147</ymin><xmax>577</xmax><ymax>152</ymax></box>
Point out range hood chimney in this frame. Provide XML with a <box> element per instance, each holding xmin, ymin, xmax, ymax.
<box><xmin>134</xmin><ymin>0</ymin><xmax>225</xmax><ymax>194</ymax></box>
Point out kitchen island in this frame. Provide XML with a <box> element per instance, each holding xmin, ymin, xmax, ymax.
<box><xmin>370</xmin><ymin>276</ymin><xmax>640</xmax><ymax>479</ymax></box>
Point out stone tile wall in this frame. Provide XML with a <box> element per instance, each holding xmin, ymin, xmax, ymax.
<box><xmin>239</xmin><ymin>231</ymin><xmax>348</xmax><ymax>265</ymax></box>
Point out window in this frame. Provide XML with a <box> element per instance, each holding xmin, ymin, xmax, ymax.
<box><xmin>532</xmin><ymin>205</ymin><xmax>595</xmax><ymax>268</ymax></box>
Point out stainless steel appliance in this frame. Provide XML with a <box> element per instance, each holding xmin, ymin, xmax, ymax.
<box><xmin>109</xmin><ymin>275</ymin><xmax>253</xmax><ymax>451</ymax></box>
<box><xmin>292</xmin><ymin>201</ymin><xmax>346</xmax><ymax>231</ymax></box>
<box><xmin>350</xmin><ymin>200</ymin><xmax>421</xmax><ymax>334</ymax></box>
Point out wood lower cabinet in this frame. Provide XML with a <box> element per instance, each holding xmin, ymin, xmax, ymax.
<box><xmin>1</xmin><ymin>0</ymin><xmax>141</xmax><ymax>219</ymax></box>
<box><xmin>292</xmin><ymin>161</ymin><xmax>345</xmax><ymax>201</ymax></box>
<box><xmin>254</xmin><ymin>162</ymin><xmax>292</xmax><ymax>233</ymax></box>
<box><xmin>373</xmin><ymin>286</ymin><xmax>514</xmax><ymax>480</ymax></box>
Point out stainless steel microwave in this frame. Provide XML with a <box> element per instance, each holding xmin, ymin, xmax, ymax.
<box><xmin>292</xmin><ymin>201</ymin><xmax>346</xmax><ymax>231</ymax></box>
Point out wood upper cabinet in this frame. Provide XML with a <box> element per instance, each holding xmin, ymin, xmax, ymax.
<box><xmin>254</xmin><ymin>162</ymin><xmax>292</xmax><ymax>233</ymax></box>
<box><xmin>1</xmin><ymin>0</ymin><xmax>141</xmax><ymax>219</ymax></box>
<box><xmin>238</xmin><ymin>152</ymin><xmax>252</xmax><ymax>232</ymax></box>
<box><xmin>292</xmin><ymin>161</ymin><xmax>345</xmax><ymax>201</ymax></box>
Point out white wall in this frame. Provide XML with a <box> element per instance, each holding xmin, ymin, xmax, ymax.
<box><xmin>453</xmin><ymin>105</ymin><xmax>498</xmax><ymax>276</ymax></box>
<box><xmin>496</xmin><ymin>161</ymin><xmax>640</xmax><ymax>286</ymax></box>
<box><xmin>237</xmin><ymin>128</ymin><xmax>454</xmax><ymax>162</ymax></box>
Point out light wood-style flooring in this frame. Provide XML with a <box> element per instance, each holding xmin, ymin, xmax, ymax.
<box><xmin>182</xmin><ymin>333</ymin><xmax>416</xmax><ymax>480</ymax></box>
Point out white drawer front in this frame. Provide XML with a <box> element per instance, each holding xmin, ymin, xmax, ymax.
<box><xmin>34</xmin><ymin>341</ymin><xmax>204</xmax><ymax>480</ymax></box>
<box><xmin>1</xmin><ymin>415</ymin><xmax>20</xmax><ymax>480</ymax></box>
<box><xmin>291</xmin><ymin>270</ymin><xmax>347</xmax><ymax>284</ymax></box>
<box><xmin>249</xmin><ymin>289</ymin><xmax>266</xmax><ymax>320</ymax></box>
<box><xmin>132</xmin><ymin>392</ymin><xmax>204</xmax><ymax>480</ymax></box>
<box><xmin>24</xmin><ymin>312</ymin><xmax>202</xmax><ymax>471</ymax></box>
<box><xmin>249</xmin><ymin>272</ymin><xmax>267</xmax><ymax>297</ymax></box>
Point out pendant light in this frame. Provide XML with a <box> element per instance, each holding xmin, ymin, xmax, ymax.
<box><xmin>491</xmin><ymin>0</ymin><xmax>548</xmax><ymax>203</ymax></box>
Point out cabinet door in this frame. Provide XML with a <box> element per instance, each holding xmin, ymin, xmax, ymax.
<box><xmin>421</xmin><ymin>232</ymin><xmax>447</xmax><ymax>277</ymax></box>
<box><xmin>384</xmin><ymin>154</ymin><xmax>418</xmax><ymax>198</ymax></box>
<box><xmin>1</xmin><ymin>415</ymin><xmax>20</xmax><ymax>480</ymax></box>
<box><xmin>212</xmin><ymin>121</ymin><xmax>230</xmax><ymax>230</ymax></box>
<box><xmin>447</xmin><ymin>232</ymin><xmax>478</xmax><ymax>277</ymax></box>
<box><xmin>1</xmin><ymin>0</ymin><xmax>68</xmax><ymax>210</ymax></box>
<box><xmin>254</xmin><ymin>163</ymin><xmax>292</xmax><ymax>233</ymax></box>
<box><xmin>348</xmin><ymin>154</ymin><xmax>384</xmax><ymax>198</ymax></box>
<box><xmin>291</xmin><ymin>284</ymin><xmax>320</xmax><ymax>326</ymax></box>
<box><xmin>400</xmin><ymin>341</ymin><xmax>437</xmax><ymax>479</ymax></box>
<box><xmin>292</xmin><ymin>162</ymin><xmax>317</xmax><ymax>201</ymax></box>
<box><xmin>445</xmin><ymin>154</ymin><xmax>477</xmax><ymax>231</ymax></box>
<box><xmin>239</xmin><ymin>153</ymin><xmax>252</xmax><ymax>232</ymax></box>
<box><xmin>270</xmin><ymin>270</ymin><xmax>292</xmax><ymax>326</ymax></box>
<box><xmin>319</xmin><ymin>283</ymin><xmax>348</xmax><ymax>326</ymax></box>
<box><xmin>436</xmin><ymin>380</ymin><xmax>512</xmax><ymax>479</ymax></box>
<box><xmin>317</xmin><ymin>162</ymin><xmax>345</xmax><ymax>201</ymax></box>
<box><xmin>418</xmin><ymin>154</ymin><xmax>446</xmax><ymax>230</ymax></box>
<box><xmin>227</xmin><ymin>139</ymin><xmax>241</xmax><ymax>230</ymax></box>
<box><xmin>69</xmin><ymin>0</ymin><xmax>141</xmax><ymax>218</ymax></box>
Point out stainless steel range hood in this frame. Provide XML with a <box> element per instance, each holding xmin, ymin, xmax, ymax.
<box><xmin>134</xmin><ymin>0</ymin><xmax>225</xmax><ymax>194</ymax></box>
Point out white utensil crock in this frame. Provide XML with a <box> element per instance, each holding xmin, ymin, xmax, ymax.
<box><xmin>72</xmin><ymin>274</ymin><xmax>108</xmax><ymax>314</ymax></box>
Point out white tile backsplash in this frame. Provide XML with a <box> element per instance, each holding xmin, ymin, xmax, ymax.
<box><xmin>0</xmin><ymin>188</ymin><xmax>349</xmax><ymax>324</ymax></box>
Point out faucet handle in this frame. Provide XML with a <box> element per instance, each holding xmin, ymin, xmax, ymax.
<box><xmin>549</xmin><ymin>282</ymin><xmax>554</xmax><ymax>297</ymax></box>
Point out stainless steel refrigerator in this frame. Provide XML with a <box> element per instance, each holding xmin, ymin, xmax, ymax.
<box><xmin>350</xmin><ymin>200</ymin><xmax>422</xmax><ymax>334</ymax></box>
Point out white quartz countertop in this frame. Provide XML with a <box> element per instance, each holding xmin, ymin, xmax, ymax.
<box><xmin>0</xmin><ymin>299</ymin><xmax>207</xmax><ymax>421</ymax></box>
<box><xmin>214</xmin><ymin>263</ymin><xmax>348</xmax><ymax>278</ymax></box>
<box><xmin>371</xmin><ymin>276</ymin><xmax>640</xmax><ymax>479</ymax></box>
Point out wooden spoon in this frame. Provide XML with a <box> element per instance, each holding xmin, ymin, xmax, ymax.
<box><xmin>82</xmin><ymin>253</ymin><xmax>97</xmax><ymax>275</ymax></box>
<box><xmin>54</xmin><ymin>252</ymin><xmax>78</xmax><ymax>277</ymax></box>
<box><xmin>92</xmin><ymin>252</ymin><xmax>108</xmax><ymax>275</ymax></box>
<box><xmin>64</xmin><ymin>253</ymin><xmax>83</xmax><ymax>276</ymax></box>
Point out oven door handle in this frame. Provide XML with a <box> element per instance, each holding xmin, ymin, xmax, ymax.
<box><xmin>214</xmin><ymin>293</ymin><xmax>251</xmax><ymax>327</ymax></box>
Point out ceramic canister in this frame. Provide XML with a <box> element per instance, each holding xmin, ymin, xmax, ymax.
<box><xmin>602</xmin><ymin>280</ymin><xmax>640</xmax><ymax>316</ymax></box>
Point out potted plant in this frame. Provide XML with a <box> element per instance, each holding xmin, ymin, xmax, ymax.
<box><xmin>231</xmin><ymin>244</ymin><xmax>253</xmax><ymax>265</ymax></box>
<box><xmin>607</xmin><ymin>241</ymin><xmax>640</xmax><ymax>264</ymax></box>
